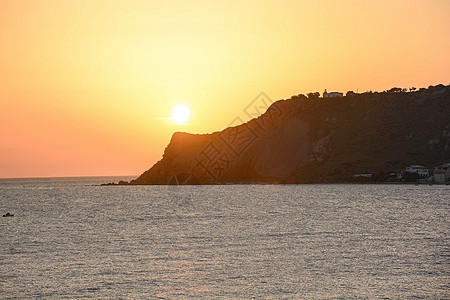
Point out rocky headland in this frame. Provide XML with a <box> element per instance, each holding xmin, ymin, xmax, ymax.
<box><xmin>116</xmin><ymin>84</ymin><xmax>450</xmax><ymax>185</ymax></box>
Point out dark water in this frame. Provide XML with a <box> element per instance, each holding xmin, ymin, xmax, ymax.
<box><xmin>1</xmin><ymin>177</ymin><xmax>449</xmax><ymax>299</ymax></box>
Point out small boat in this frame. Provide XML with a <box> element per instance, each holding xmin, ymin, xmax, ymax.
<box><xmin>2</xmin><ymin>212</ymin><xmax>14</xmax><ymax>217</ymax></box>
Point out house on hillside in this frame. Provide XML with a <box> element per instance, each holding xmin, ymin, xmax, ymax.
<box><xmin>405</xmin><ymin>165</ymin><xmax>430</xmax><ymax>177</ymax></box>
<box><xmin>323</xmin><ymin>89</ymin><xmax>343</xmax><ymax>98</ymax></box>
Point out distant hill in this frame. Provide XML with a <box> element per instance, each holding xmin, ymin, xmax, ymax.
<box><xmin>129</xmin><ymin>84</ymin><xmax>450</xmax><ymax>184</ymax></box>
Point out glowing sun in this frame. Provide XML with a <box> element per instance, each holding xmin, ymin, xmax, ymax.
<box><xmin>171</xmin><ymin>105</ymin><xmax>191</xmax><ymax>123</ymax></box>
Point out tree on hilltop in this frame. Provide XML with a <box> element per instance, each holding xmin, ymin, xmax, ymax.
<box><xmin>387</xmin><ymin>87</ymin><xmax>402</xmax><ymax>93</ymax></box>
<box><xmin>307</xmin><ymin>92</ymin><xmax>320</xmax><ymax>99</ymax></box>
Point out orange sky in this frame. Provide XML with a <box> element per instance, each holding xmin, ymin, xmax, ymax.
<box><xmin>1</xmin><ymin>0</ymin><xmax>449</xmax><ymax>178</ymax></box>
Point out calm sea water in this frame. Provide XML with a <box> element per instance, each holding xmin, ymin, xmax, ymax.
<box><xmin>0</xmin><ymin>177</ymin><xmax>448</xmax><ymax>299</ymax></box>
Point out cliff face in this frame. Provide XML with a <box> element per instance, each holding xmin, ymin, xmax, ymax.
<box><xmin>130</xmin><ymin>85</ymin><xmax>450</xmax><ymax>184</ymax></box>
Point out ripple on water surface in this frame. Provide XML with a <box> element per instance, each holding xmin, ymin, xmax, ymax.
<box><xmin>0</xmin><ymin>179</ymin><xmax>449</xmax><ymax>298</ymax></box>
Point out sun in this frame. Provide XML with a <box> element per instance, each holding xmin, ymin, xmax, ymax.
<box><xmin>171</xmin><ymin>105</ymin><xmax>191</xmax><ymax>123</ymax></box>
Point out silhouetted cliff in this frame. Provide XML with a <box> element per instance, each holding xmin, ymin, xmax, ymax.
<box><xmin>130</xmin><ymin>84</ymin><xmax>450</xmax><ymax>184</ymax></box>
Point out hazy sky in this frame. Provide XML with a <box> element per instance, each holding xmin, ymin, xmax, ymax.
<box><xmin>1</xmin><ymin>0</ymin><xmax>449</xmax><ymax>178</ymax></box>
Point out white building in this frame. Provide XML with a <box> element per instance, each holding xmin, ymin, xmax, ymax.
<box><xmin>405</xmin><ymin>165</ymin><xmax>430</xmax><ymax>177</ymax></box>
<box><xmin>434</xmin><ymin>163</ymin><xmax>450</xmax><ymax>183</ymax></box>
<box><xmin>323</xmin><ymin>89</ymin><xmax>343</xmax><ymax>98</ymax></box>
<box><xmin>434</xmin><ymin>169</ymin><xmax>447</xmax><ymax>183</ymax></box>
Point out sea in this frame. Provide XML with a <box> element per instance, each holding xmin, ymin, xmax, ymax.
<box><xmin>0</xmin><ymin>177</ymin><xmax>448</xmax><ymax>299</ymax></box>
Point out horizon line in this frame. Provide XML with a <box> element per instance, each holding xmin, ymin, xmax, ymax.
<box><xmin>0</xmin><ymin>175</ymin><xmax>138</xmax><ymax>180</ymax></box>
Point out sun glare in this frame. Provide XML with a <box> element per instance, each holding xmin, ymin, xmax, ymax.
<box><xmin>171</xmin><ymin>105</ymin><xmax>191</xmax><ymax>123</ymax></box>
